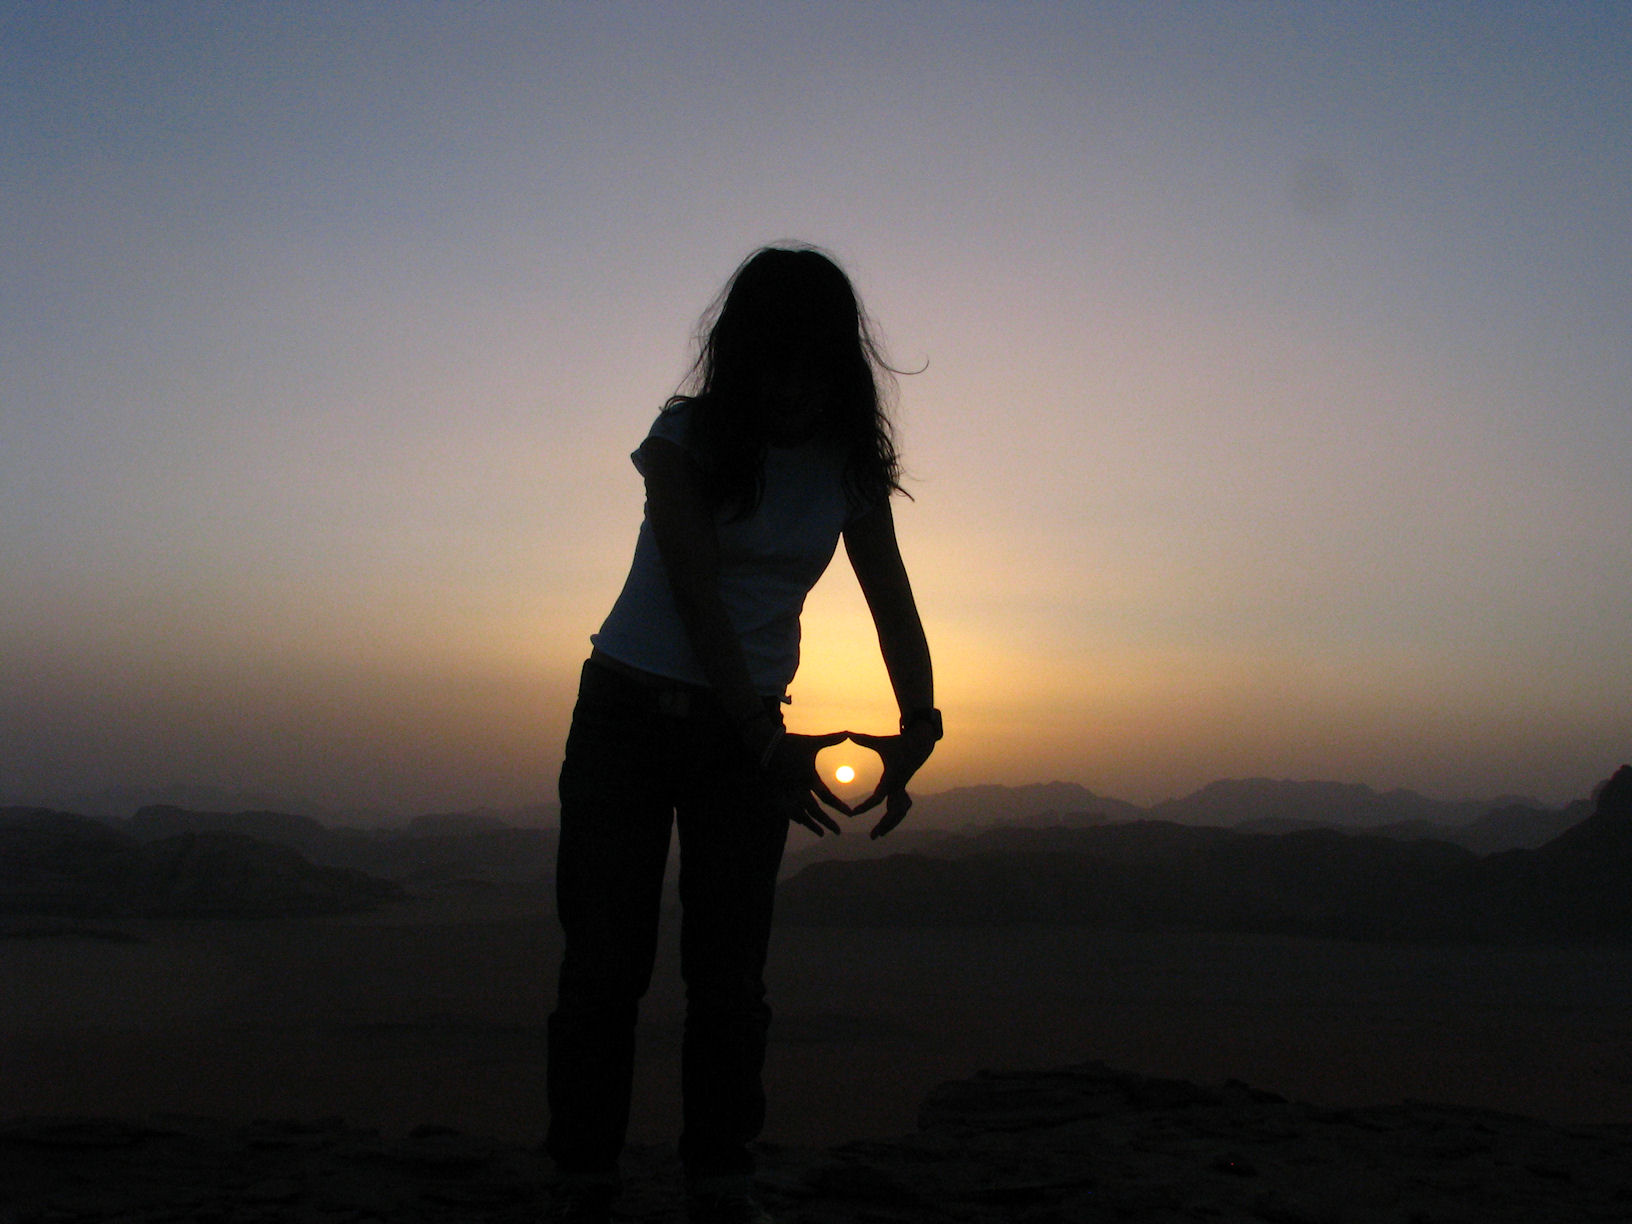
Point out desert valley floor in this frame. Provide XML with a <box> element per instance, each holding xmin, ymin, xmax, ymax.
<box><xmin>5</xmin><ymin>883</ymin><xmax>1631</xmax><ymax>1147</ymax></box>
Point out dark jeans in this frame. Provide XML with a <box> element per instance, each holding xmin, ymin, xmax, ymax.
<box><xmin>546</xmin><ymin>658</ymin><xmax>789</xmax><ymax>1183</ymax></box>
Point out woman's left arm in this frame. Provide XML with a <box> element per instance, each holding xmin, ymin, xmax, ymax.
<box><xmin>842</xmin><ymin>498</ymin><xmax>938</xmax><ymax>837</ymax></box>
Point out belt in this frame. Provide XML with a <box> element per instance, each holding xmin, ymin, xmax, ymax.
<box><xmin>582</xmin><ymin>652</ymin><xmax>786</xmax><ymax>720</ymax></box>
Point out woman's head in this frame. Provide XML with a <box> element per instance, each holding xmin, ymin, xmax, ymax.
<box><xmin>676</xmin><ymin>245</ymin><xmax>904</xmax><ymax>517</ymax></box>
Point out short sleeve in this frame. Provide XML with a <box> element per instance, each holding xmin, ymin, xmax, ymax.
<box><xmin>630</xmin><ymin>402</ymin><xmax>695</xmax><ymax>475</ymax></box>
<box><xmin>842</xmin><ymin>491</ymin><xmax>876</xmax><ymax>528</ymax></box>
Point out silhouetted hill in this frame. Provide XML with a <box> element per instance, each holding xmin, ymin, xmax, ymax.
<box><xmin>382</xmin><ymin>827</ymin><xmax>557</xmax><ymax>885</ymax></box>
<box><xmin>910</xmin><ymin>781</ymin><xmax>1145</xmax><ymax>828</ymax></box>
<box><xmin>121</xmin><ymin>806</ymin><xmax>555</xmax><ymax>884</ymax></box>
<box><xmin>779</xmin><ymin>827</ymin><xmax>973</xmax><ymax>878</ymax></box>
<box><xmin>1537</xmin><ymin>766</ymin><xmax>1631</xmax><ymax>849</ymax></box>
<box><xmin>1448</xmin><ymin>798</ymin><xmax>1591</xmax><ymax>854</ymax></box>
<box><xmin>776</xmin><ymin>767</ymin><xmax>1632</xmax><ymax>944</ymax></box>
<box><xmin>1149</xmin><ymin>777</ymin><xmax>1540</xmax><ymax>830</ymax></box>
<box><xmin>1470</xmin><ymin>766</ymin><xmax>1632</xmax><ymax>942</ymax></box>
<box><xmin>397</xmin><ymin>804</ymin><xmax>558</xmax><ymax>830</ymax></box>
<box><xmin>7</xmin><ymin>773</ymin><xmax>1598</xmax><ymax>923</ymax></box>
<box><xmin>1233</xmin><ymin>802</ymin><xmax>1590</xmax><ymax>854</ymax></box>
<box><xmin>0</xmin><ymin>809</ymin><xmax>135</xmax><ymax>915</ymax></box>
<box><xmin>789</xmin><ymin>778</ymin><xmax>1583</xmax><ymax>878</ymax></box>
<box><xmin>19</xmin><ymin>783</ymin><xmax>335</xmax><ymax>823</ymax></box>
<box><xmin>905</xmin><ymin>778</ymin><xmax>1573</xmax><ymax>853</ymax></box>
<box><xmin>130</xmin><ymin>805</ymin><xmax>334</xmax><ymax>854</ymax></box>
<box><xmin>776</xmin><ymin>820</ymin><xmax>1474</xmax><ymax>938</ymax></box>
<box><xmin>0</xmin><ymin>809</ymin><xmax>403</xmax><ymax>918</ymax></box>
<box><xmin>404</xmin><ymin>810</ymin><xmax>511</xmax><ymax>836</ymax></box>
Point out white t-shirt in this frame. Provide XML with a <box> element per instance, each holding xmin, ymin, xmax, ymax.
<box><xmin>590</xmin><ymin>402</ymin><xmax>866</xmax><ymax>695</ymax></box>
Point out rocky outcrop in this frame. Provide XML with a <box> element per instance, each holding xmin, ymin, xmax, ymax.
<box><xmin>4</xmin><ymin>1062</ymin><xmax>1630</xmax><ymax>1222</ymax></box>
<box><xmin>1555</xmin><ymin>764</ymin><xmax>1632</xmax><ymax>844</ymax></box>
<box><xmin>1448</xmin><ymin>798</ymin><xmax>1591</xmax><ymax>854</ymax></box>
<box><xmin>1470</xmin><ymin>764</ymin><xmax>1632</xmax><ymax>942</ymax></box>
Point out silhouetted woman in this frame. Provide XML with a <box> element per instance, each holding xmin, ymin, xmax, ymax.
<box><xmin>546</xmin><ymin>246</ymin><xmax>939</xmax><ymax>1224</ymax></box>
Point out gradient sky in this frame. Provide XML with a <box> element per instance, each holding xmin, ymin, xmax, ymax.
<box><xmin>4</xmin><ymin>2</ymin><xmax>1629</xmax><ymax>815</ymax></box>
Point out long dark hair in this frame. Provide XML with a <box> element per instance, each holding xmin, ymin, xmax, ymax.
<box><xmin>668</xmin><ymin>245</ymin><xmax>906</xmax><ymax>520</ymax></box>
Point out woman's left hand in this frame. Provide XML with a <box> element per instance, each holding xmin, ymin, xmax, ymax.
<box><xmin>846</xmin><ymin>725</ymin><xmax>936</xmax><ymax>839</ymax></box>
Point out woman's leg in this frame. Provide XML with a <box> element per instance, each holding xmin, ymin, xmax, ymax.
<box><xmin>546</xmin><ymin>672</ymin><xmax>677</xmax><ymax>1184</ymax></box>
<box><xmin>673</xmin><ymin>728</ymin><xmax>789</xmax><ymax>1182</ymax></box>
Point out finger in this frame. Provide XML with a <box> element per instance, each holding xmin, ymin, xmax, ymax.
<box><xmin>808</xmin><ymin>774</ymin><xmax>852</xmax><ymax>816</ymax></box>
<box><xmin>846</xmin><ymin>730</ymin><xmax>895</xmax><ymax>752</ymax></box>
<box><xmin>869</xmin><ymin>792</ymin><xmax>912</xmax><ymax>839</ymax></box>
<box><xmin>804</xmin><ymin>796</ymin><xmax>842</xmax><ymax>835</ymax></box>
<box><xmin>788</xmin><ymin>804</ymin><xmax>825</xmax><ymax>837</ymax></box>
<box><xmin>803</xmin><ymin>730</ymin><xmax>850</xmax><ymax>748</ymax></box>
<box><xmin>772</xmin><ymin>789</ymin><xmax>818</xmax><ymax>835</ymax></box>
<box><xmin>849</xmin><ymin>783</ymin><xmax>888</xmax><ymax>816</ymax></box>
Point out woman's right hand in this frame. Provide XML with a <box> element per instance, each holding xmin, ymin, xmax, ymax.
<box><xmin>756</xmin><ymin>727</ymin><xmax>851</xmax><ymax>836</ymax></box>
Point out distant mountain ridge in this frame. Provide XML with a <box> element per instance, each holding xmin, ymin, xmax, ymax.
<box><xmin>909</xmin><ymin>781</ymin><xmax>1146</xmax><ymax>828</ymax></box>
<box><xmin>6</xmin><ymin>776</ymin><xmax>1569</xmax><ymax>845</ymax></box>
<box><xmin>908</xmin><ymin>777</ymin><xmax>1571</xmax><ymax>854</ymax></box>
<box><xmin>1</xmin><ymin>773</ymin><xmax>1600</xmax><ymax>923</ymax></box>
<box><xmin>0</xmin><ymin>809</ymin><xmax>402</xmax><ymax>919</ymax></box>
<box><xmin>775</xmin><ymin>766</ymin><xmax>1632</xmax><ymax>944</ymax></box>
<box><xmin>0</xmin><ymin>801</ymin><xmax>562</xmax><ymax>921</ymax></box>
<box><xmin>123</xmin><ymin>805</ymin><xmax>556</xmax><ymax>885</ymax></box>
<box><xmin>0</xmin><ymin>783</ymin><xmax>559</xmax><ymax>829</ymax></box>
<box><xmin>1147</xmin><ymin>777</ymin><xmax>1543</xmax><ymax>829</ymax></box>
<box><xmin>129</xmin><ymin>806</ymin><xmax>334</xmax><ymax>853</ymax></box>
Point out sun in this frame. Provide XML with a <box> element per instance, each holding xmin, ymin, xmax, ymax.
<box><xmin>834</xmin><ymin>764</ymin><xmax>856</xmax><ymax>784</ymax></box>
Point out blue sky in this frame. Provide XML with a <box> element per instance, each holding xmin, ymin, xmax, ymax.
<box><xmin>3</xmin><ymin>2</ymin><xmax>1629</xmax><ymax>813</ymax></box>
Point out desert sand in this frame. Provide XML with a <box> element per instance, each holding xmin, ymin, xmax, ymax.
<box><xmin>5</xmin><ymin>881</ymin><xmax>1632</xmax><ymax>1218</ymax></box>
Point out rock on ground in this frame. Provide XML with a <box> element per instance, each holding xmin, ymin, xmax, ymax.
<box><xmin>3</xmin><ymin>1062</ymin><xmax>1631</xmax><ymax>1223</ymax></box>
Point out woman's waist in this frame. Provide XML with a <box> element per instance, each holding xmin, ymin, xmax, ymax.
<box><xmin>581</xmin><ymin>650</ymin><xmax>785</xmax><ymax>720</ymax></box>
<box><xmin>588</xmin><ymin>647</ymin><xmax>704</xmax><ymax>689</ymax></box>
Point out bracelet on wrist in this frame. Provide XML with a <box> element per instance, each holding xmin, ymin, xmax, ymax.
<box><xmin>900</xmin><ymin>707</ymin><xmax>944</xmax><ymax>742</ymax></box>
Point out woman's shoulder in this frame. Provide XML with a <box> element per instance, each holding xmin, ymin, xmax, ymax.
<box><xmin>625</xmin><ymin>400</ymin><xmax>684</xmax><ymax>472</ymax></box>
<box><xmin>649</xmin><ymin>398</ymin><xmax>695</xmax><ymax>439</ymax></box>
<box><xmin>632</xmin><ymin>399</ymin><xmax>712</xmax><ymax>478</ymax></box>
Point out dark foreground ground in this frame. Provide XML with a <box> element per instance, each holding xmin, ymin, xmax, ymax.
<box><xmin>6</xmin><ymin>886</ymin><xmax>1632</xmax><ymax>1144</ymax></box>
<box><xmin>5</xmin><ymin>885</ymin><xmax>1632</xmax><ymax>1219</ymax></box>
<box><xmin>5</xmin><ymin>1061</ymin><xmax>1631</xmax><ymax>1223</ymax></box>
